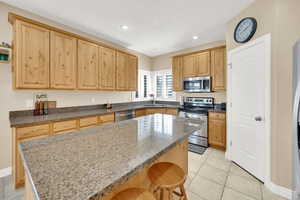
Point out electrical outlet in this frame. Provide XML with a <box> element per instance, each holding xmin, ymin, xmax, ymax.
<box><xmin>26</xmin><ymin>99</ymin><xmax>33</xmax><ymax>108</ymax></box>
<box><xmin>91</xmin><ymin>98</ymin><xmax>95</xmax><ymax>103</ymax></box>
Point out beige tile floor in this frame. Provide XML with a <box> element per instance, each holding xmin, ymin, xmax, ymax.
<box><xmin>184</xmin><ymin>148</ymin><xmax>288</xmax><ymax>200</ymax></box>
<box><xmin>0</xmin><ymin>148</ymin><xmax>288</xmax><ymax>200</ymax></box>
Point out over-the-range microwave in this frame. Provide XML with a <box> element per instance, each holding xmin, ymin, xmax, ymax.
<box><xmin>183</xmin><ymin>76</ymin><xmax>212</xmax><ymax>93</ymax></box>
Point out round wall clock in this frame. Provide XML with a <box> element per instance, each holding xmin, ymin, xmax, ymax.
<box><xmin>234</xmin><ymin>17</ymin><xmax>257</xmax><ymax>43</ymax></box>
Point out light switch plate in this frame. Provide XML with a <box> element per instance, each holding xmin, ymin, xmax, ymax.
<box><xmin>91</xmin><ymin>98</ymin><xmax>95</xmax><ymax>103</ymax></box>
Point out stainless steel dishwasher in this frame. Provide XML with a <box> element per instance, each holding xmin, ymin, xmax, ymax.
<box><xmin>115</xmin><ymin>110</ymin><xmax>136</xmax><ymax>121</ymax></box>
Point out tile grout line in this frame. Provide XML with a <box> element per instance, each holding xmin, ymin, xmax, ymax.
<box><xmin>219</xmin><ymin>162</ymin><xmax>232</xmax><ymax>200</ymax></box>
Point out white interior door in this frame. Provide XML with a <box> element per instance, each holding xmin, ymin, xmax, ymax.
<box><xmin>228</xmin><ymin>35</ymin><xmax>271</xmax><ymax>182</ymax></box>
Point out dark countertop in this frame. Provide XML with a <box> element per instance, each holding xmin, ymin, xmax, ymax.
<box><xmin>19</xmin><ymin>114</ymin><xmax>203</xmax><ymax>200</ymax></box>
<box><xmin>10</xmin><ymin>104</ymin><xmax>182</xmax><ymax>127</ymax></box>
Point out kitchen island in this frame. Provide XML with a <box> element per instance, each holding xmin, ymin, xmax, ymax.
<box><xmin>19</xmin><ymin>114</ymin><xmax>203</xmax><ymax>200</ymax></box>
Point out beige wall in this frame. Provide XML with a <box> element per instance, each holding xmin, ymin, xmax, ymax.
<box><xmin>0</xmin><ymin>3</ymin><xmax>152</xmax><ymax>170</ymax></box>
<box><xmin>226</xmin><ymin>0</ymin><xmax>300</xmax><ymax>189</ymax></box>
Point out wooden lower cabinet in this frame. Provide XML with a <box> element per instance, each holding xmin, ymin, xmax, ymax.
<box><xmin>137</xmin><ymin>108</ymin><xmax>178</xmax><ymax>116</ymax></box>
<box><xmin>165</xmin><ymin>108</ymin><xmax>179</xmax><ymax>115</ymax></box>
<box><xmin>208</xmin><ymin>112</ymin><xmax>226</xmax><ymax>151</ymax></box>
<box><xmin>146</xmin><ymin>108</ymin><xmax>166</xmax><ymax>115</ymax></box>
<box><xmin>79</xmin><ymin>116</ymin><xmax>98</xmax><ymax>129</ymax></box>
<box><xmin>12</xmin><ymin>113</ymin><xmax>115</xmax><ymax>188</ymax></box>
<box><xmin>98</xmin><ymin>113</ymin><xmax>115</xmax><ymax>125</ymax></box>
<box><xmin>12</xmin><ymin>125</ymin><xmax>51</xmax><ymax>188</ymax></box>
<box><xmin>53</xmin><ymin>119</ymin><xmax>77</xmax><ymax>135</ymax></box>
<box><xmin>135</xmin><ymin>109</ymin><xmax>146</xmax><ymax>117</ymax></box>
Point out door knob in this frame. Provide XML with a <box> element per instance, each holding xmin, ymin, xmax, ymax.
<box><xmin>254</xmin><ymin>116</ymin><xmax>263</xmax><ymax>121</ymax></box>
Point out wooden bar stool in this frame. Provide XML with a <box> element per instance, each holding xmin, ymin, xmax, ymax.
<box><xmin>111</xmin><ymin>188</ymin><xmax>156</xmax><ymax>200</ymax></box>
<box><xmin>148</xmin><ymin>162</ymin><xmax>187</xmax><ymax>200</ymax></box>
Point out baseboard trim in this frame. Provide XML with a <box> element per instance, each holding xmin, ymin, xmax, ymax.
<box><xmin>0</xmin><ymin>167</ymin><xmax>12</xmax><ymax>178</ymax></box>
<box><xmin>266</xmin><ymin>181</ymin><xmax>292</xmax><ymax>199</ymax></box>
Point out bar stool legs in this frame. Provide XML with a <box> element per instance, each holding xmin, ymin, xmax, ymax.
<box><xmin>148</xmin><ymin>162</ymin><xmax>188</xmax><ymax>200</ymax></box>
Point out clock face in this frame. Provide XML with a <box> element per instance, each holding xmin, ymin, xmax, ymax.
<box><xmin>234</xmin><ymin>17</ymin><xmax>257</xmax><ymax>43</ymax></box>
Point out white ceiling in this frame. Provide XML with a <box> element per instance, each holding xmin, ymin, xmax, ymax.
<box><xmin>3</xmin><ymin>0</ymin><xmax>254</xmax><ymax>57</ymax></box>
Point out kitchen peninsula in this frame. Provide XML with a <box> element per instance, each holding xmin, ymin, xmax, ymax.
<box><xmin>19</xmin><ymin>114</ymin><xmax>203</xmax><ymax>200</ymax></box>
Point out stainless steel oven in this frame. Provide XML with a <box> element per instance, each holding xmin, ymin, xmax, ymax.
<box><xmin>183</xmin><ymin>76</ymin><xmax>211</xmax><ymax>93</ymax></box>
<box><xmin>179</xmin><ymin>97</ymin><xmax>214</xmax><ymax>154</ymax></box>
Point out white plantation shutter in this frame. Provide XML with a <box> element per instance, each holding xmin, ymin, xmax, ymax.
<box><xmin>156</xmin><ymin>75</ymin><xmax>163</xmax><ymax>97</ymax></box>
<box><xmin>144</xmin><ymin>75</ymin><xmax>148</xmax><ymax>98</ymax></box>
<box><xmin>166</xmin><ymin>74</ymin><xmax>173</xmax><ymax>97</ymax></box>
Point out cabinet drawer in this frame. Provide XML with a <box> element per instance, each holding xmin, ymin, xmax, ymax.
<box><xmin>79</xmin><ymin>116</ymin><xmax>98</xmax><ymax>128</ymax></box>
<box><xmin>165</xmin><ymin>108</ymin><xmax>178</xmax><ymax>115</ymax></box>
<box><xmin>209</xmin><ymin>112</ymin><xmax>226</xmax><ymax>120</ymax></box>
<box><xmin>17</xmin><ymin>124</ymin><xmax>50</xmax><ymax>139</ymax></box>
<box><xmin>146</xmin><ymin>108</ymin><xmax>165</xmax><ymax>114</ymax></box>
<box><xmin>99</xmin><ymin>113</ymin><xmax>115</xmax><ymax>123</ymax></box>
<box><xmin>136</xmin><ymin>109</ymin><xmax>146</xmax><ymax>117</ymax></box>
<box><xmin>53</xmin><ymin>119</ymin><xmax>77</xmax><ymax>134</ymax></box>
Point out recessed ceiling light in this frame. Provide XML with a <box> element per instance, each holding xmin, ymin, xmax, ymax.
<box><xmin>193</xmin><ymin>36</ymin><xmax>199</xmax><ymax>40</ymax></box>
<box><xmin>121</xmin><ymin>25</ymin><xmax>129</xmax><ymax>30</ymax></box>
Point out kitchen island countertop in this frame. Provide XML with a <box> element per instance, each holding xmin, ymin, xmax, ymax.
<box><xmin>19</xmin><ymin>114</ymin><xmax>203</xmax><ymax>200</ymax></box>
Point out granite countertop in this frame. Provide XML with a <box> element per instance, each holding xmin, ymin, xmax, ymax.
<box><xmin>19</xmin><ymin>114</ymin><xmax>203</xmax><ymax>200</ymax></box>
<box><xmin>10</xmin><ymin>104</ymin><xmax>181</xmax><ymax>127</ymax></box>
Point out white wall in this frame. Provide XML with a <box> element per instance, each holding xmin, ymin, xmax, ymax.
<box><xmin>0</xmin><ymin>2</ymin><xmax>152</xmax><ymax>170</ymax></box>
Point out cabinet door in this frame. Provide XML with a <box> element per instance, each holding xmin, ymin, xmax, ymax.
<box><xmin>211</xmin><ymin>48</ymin><xmax>226</xmax><ymax>91</ymax></box>
<box><xmin>183</xmin><ymin>54</ymin><xmax>196</xmax><ymax>78</ymax></box>
<box><xmin>195</xmin><ymin>51</ymin><xmax>210</xmax><ymax>76</ymax></box>
<box><xmin>116</xmin><ymin>52</ymin><xmax>128</xmax><ymax>90</ymax></box>
<box><xmin>78</xmin><ymin>40</ymin><xmax>99</xmax><ymax>89</ymax></box>
<box><xmin>209</xmin><ymin>113</ymin><xmax>226</xmax><ymax>150</ymax></box>
<box><xmin>15</xmin><ymin>20</ymin><xmax>50</xmax><ymax>89</ymax></box>
<box><xmin>99</xmin><ymin>47</ymin><xmax>116</xmax><ymax>90</ymax></box>
<box><xmin>146</xmin><ymin>108</ymin><xmax>165</xmax><ymax>115</ymax></box>
<box><xmin>13</xmin><ymin>125</ymin><xmax>50</xmax><ymax>188</ymax></box>
<box><xmin>172</xmin><ymin>57</ymin><xmax>183</xmax><ymax>91</ymax></box>
<box><xmin>50</xmin><ymin>31</ymin><xmax>77</xmax><ymax>89</ymax></box>
<box><xmin>136</xmin><ymin>109</ymin><xmax>146</xmax><ymax>117</ymax></box>
<box><xmin>127</xmin><ymin>55</ymin><xmax>138</xmax><ymax>91</ymax></box>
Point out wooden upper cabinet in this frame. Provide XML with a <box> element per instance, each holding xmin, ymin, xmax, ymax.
<box><xmin>15</xmin><ymin>20</ymin><xmax>50</xmax><ymax>89</ymax></box>
<box><xmin>77</xmin><ymin>40</ymin><xmax>99</xmax><ymax>89</ymax></box>
<box><xmin>99</xmin><ymin>47</ymin><xmax>116</xmax><ymax>90</ymax></box>
<box><xmin>172</xmin><ymin>56</ymin><xmax>183</xmax><ymax>91</ymax></box>
<box><xmin>183</xmin><ymin>54</ymin><xmax>197</xmax><ymax>78</ymax></box>
<box><xmin>127</xmin><ymin>55</ymin><xmax>138</xmax><ymax>91</ymax></box>
<box><xmin>10</xmin><ymin>15</ymin><xmax>138</xmax><ymax>91</ymax></box>
<box><xmin>211</xmin><ymin>47</ymin><xmax>226</xmax><ymax>91</ymax></box>
<box><xmin>50</xmin><ymin>31</ymin><xmax>77</xmax><ymax>89</ymax></box>
<box><xmin>116</xmin><ymin>52</ymin><xmax>128</xmax><ymax>90</ymax></box>
<box><xmin>195</xmin><ymin>51</ymin><xmax>210</xmax><ymax>76</ymax></box>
